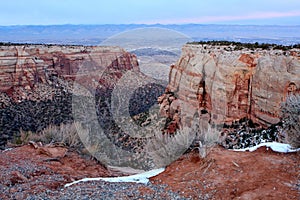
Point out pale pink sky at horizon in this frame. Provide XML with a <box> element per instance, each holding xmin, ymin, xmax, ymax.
<box><xmin>137</xmin><ymin>10</ymin><xmax>300</xmax><ymax>24</ymax></box>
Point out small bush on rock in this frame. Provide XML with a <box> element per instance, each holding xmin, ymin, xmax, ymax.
<box><xmin>280</xmin><ymin>94</ymin><xmax>300</xmax><ymax>148</ymax></box>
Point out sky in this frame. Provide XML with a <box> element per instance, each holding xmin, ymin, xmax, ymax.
<box><xmin>1</xmin><ymin>0</ymin><xmax>300</xmax><ymax>25</ymax></box>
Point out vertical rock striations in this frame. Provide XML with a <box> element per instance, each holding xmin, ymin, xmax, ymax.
<box><xmin>165</xmin><ymin>44</ymin><xmax>300</xmax><ymax>128</ymax></box>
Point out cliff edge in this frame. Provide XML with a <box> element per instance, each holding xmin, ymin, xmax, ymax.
<box><xmin>165</xmin><ymin>43</ymin><xmax>300</xmax><ymax>127</ymax></box>
<box><xmin>0</xmin><ymin>44</ymin><xmax>138</xmax><ymax>102</ymax></box>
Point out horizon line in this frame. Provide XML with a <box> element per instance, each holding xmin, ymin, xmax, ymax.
<box><xmin>1</xmin><ymin>23</ymin><xmax>300</xmax><ymax>27</ymax></box>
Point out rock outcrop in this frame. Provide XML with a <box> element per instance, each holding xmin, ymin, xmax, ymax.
<box><xmin>0</xmin><ymin>44</ymin><xmax>138</xmax><ymax>102</ymax></box>
<box><xmin>0</xmin><ymin>44</ymin><xmax>139</xmax><ymax>148</ymax></box>
<box><xmin>164</xmin><ymin>44</ymin><xmax>300</xmax><ymax>128</ymax></box>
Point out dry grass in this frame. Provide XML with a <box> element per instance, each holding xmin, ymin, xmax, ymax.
<box><xmin>145</xmin><ymin>126</ymin><xmax>197</xmax><ymax>168</ymax></box>
<box><xmin>281</xmin><ymin>94</ymin><xmax>300</xmax><ymax>148</ymax></box>
<box><xmin>14</xmin><ymin>122</ymin><xmax>83</xmax><ymax>149</ymax></box>
<box><xmin>145</xmin><ymin>117</ymin><xmax>221</xmax><ymax>168</ymax></box>
<box><xmin>195</xmin><ymin>120</ymin><xmax>221</xmax><ymax>158</ymax></box>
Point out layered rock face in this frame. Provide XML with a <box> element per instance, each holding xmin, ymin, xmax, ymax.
<box><xmin>0</xmin><ymin>45</ymin><xmax>138</xmax><ymax>102</ymax></box>
<box><xmin>0</xmin><ymin>44</ymin><xmax>139</xmax><ymax>148</ymax></box>
<box><xmin>165</xmin><ymin>44</ymin><xmax>300</xmax><ymax>127</ymax></box>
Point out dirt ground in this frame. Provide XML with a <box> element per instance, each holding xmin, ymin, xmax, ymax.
<box><xmin>151</xmin><ymin>146</ymin><xmax>300</xmax><ymax>199</ymax></box>
<box><xmin>0</xmin><ymin>144</ymin><xmax>299</xmax><ymax>199</ymax></box>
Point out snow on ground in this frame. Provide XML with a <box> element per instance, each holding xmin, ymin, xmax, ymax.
<box><xmin>65</xmin><ymin>142</ymin><xmax>299</xmax><ymax>187</ymax></box>
<box><xmin>233</xmin><ymin>142</ymin><xmax>300</xmax><ymax>153</ymax></box>
<box><xmin>65</xmin><ymin>168</ymin><xmax>165</xmax><ymax>187</ymax></box>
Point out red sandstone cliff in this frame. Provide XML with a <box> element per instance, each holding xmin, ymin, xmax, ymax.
<box><xmin>1</xmin><ymin>43</ymin><xmax>299</xmax><ymax>129</ymax></box>
<box><xmin>0</xmin><ymin>44</ymin><xmax>139</xmax><ymax>103</ymax></box>
<box><xmin>164</xmin><ymin>44</ymin><xmax>300</xmax><ymax>127</ymax></box>
<box><xmin>0</xmin><ymin>44</ymin><xmax>140</xmax><ymax>149</ymax></box>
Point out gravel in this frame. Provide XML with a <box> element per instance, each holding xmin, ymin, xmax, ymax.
<box><xmin>21</xmin><ymin>181</ymin><xmax>192</xmax><ymax>200</ymax></box>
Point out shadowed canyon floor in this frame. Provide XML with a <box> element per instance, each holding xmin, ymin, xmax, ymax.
<box><xmin>0</xmin><ymin>144</ymin><xmax>299</xmax><ymax>199</ymax></box>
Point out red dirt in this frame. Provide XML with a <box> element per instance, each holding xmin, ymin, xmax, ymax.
<box><xmin>151</xmin><ymin>146</ymin><xmax>300</xmax><ymax>199</ymax></box>
<box><xmin>0</xmin><ymin>144</ymin><xmax>299</xmax><ymax>199</ymax></box>
<box><xmin>0</xmin><ymin>144</ymin><xmax>121</xmax><ymax>199</ymax></box>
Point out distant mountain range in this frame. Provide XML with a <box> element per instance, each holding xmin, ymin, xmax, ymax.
<box><xmin>0</xmin><ymin>24</ymin><xmax>300</xmax><ymax>45</ymax></box>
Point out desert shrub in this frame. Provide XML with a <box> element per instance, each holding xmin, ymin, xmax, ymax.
<box><xmin>187</xmin><ymin>40</ymin><xmax>300</xmax><ymax>51</ymax></box>
<box><xmin>12</xmin><ymin>130</ymin><xmax>34</xmax><ymax>145</ymax></box>
<box><xmin>14</xmin><ymin>122</ymin><xmax>83</xmax><ymax>148</ymax></box>
<box><xmin>145</xmin><ymin>117</ymin><xmax>221</xmax><ymax>168</ymax></box>
<box><xmin>194</xmin><ymin>120</ymin><xmax>221</xmax><ymax>158</ymax></box>
<box><xmin>145</xmin><ymin>125</ymin><xmax>197</xmax><ymax>168</ymax></box>
<box><xmin>280</xmin><ymin>94</ymin><xmax>300</xmax><ymax>148</ymax></box>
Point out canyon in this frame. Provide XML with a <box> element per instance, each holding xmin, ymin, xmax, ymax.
<box><xmin>0</xmin><ymin>44</ymin><xmax>140</xmax><ymax>149</ymax></box>
<box><xmin>1</xmin><ymin>43</ymin><xmax>300</xmax><ymax>149</ymax></box>
<box><xmin>0</xmin><ymin>43</ymin><xmax>299</xmax><ymax>199</ymax></box>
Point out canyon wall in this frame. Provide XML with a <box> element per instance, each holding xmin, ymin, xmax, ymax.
<box><xmin>0</xmin><ymin>44</ymin><xmax>139</xmax><ymax>102</ymax></box>
<box><xmin>0</xmin><ymin>44</ymin><xmax>139</xmax><ymax>148</ymax></box>
<box><xmin>1</xmin><ymin>43</ymin><xmax>299</xmax><ymax>149</ymax></box>
<box><xmin>166</xmin><ymin>44</ymin><xmax>300</xmax><ymax>127</ymax></box>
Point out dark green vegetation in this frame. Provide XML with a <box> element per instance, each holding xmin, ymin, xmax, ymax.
<box><xmin>0</xmin><ymin>90</ymin><xmax>73</xmax><ymax>149</ymax></box>
<box><xmin>95</xmin><ymin>81</ymin><xmax>165</xmax><ymax>147</ymax></box>
<box><xmin>187</xmin><ymin>41</ymin><xmax>300</xmax><ymax>51</ymax></box>
<box><xmin>220</xmin><ymin>117</ymin><xmax>283</xmax><ymax>149</ymax></box>
<box><xmin>129</xmin><ymin>83</ymin><xmax>165</xmax><ymax>116</ymax></box>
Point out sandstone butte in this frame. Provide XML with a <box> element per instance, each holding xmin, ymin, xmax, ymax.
<box><xmin>164</xmin><ymin>44</ymin><xmax>300</xmax><ymax>128</ymax></box>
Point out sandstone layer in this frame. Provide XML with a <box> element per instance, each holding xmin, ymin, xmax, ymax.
<box><xmin>0</xmin><ymin>44</ymin><xmax>139</xmax><ymax>148</ymax></box>
<box><xmin>0</xmin><ymin>44</ymin><xmax>138</xmax><ymax>102</ymax></box>
<box><xmin>165</xmin><ymin>44</ymin><xmax>300</xmax><ymax>127</ymax></box>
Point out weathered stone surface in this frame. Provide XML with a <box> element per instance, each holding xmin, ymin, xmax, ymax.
<box><xmin>0</xmin><ymin>44</ymin><xmax>138</xmax><ymax>100</ymax></box>
<box><xmin>0</xmin><ymin>44</ymin><xmax>139</xmax><ymax>149</ymax></box>
<box><xmin>166</xmin><ymin>44</ymin><xmax>300</xmax><ymax>127</ymax></box>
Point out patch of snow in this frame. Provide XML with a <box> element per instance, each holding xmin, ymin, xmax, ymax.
<box><xmin>1</xmin><ymin>148</ymin><xmax>13</xmax><ymax>152</ymax></box>
<box><xmin>65</xmin><ymin>168</ymin><xmax>165</xmax><ymax>187</ymax></box>
<box><xmin>232</xmin><ymin>142</ymin><xmax>300</xmax><ymax>153</ymax></box>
